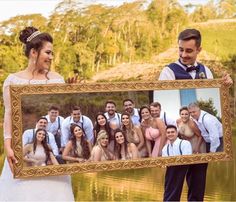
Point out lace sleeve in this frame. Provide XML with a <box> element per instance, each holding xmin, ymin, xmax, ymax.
<box><xmin>3</xmin><ymin>75</ymin><xmax>13</xmax><ymax>139</ymax></box>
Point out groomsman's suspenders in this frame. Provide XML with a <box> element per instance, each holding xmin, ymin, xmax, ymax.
<box><xmin>70</xmin><ymin>116</ymin><xmax>84</xmax><ymax>131</ymax></box>
<box><xmin>57</xmin><ymin>117</ymin><xmax>61</xmax><ymax>131</ymax></box>
<box><xmin>167</xmin><ymin>140</ymin><xmax>183</xmax><ymax>156</ymax></box>
<box><xmin>202</xmin><ymin>113</ymin><xmax>209</xmax><ymax>134</ymax></box>
<box><xmin>164</xmin><ymin>112</ymin><xmax>167</xmax><ymax>126</ymax></box>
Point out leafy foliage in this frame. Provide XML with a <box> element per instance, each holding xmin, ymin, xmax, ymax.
<box><xmin>197</xmin><ymin>98</ymin><xmax>221</xmax><ymax>120</ymax></box>
<box><xmin>0</xmin><ymin>0</ymin><xmax>235</xmax><ymax>131</ymax></box>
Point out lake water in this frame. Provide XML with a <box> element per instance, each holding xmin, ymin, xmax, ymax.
<box><xmin>1</xmin><ymin>137</ymin><xmax>235</xmax><ymax>201</ymax></box>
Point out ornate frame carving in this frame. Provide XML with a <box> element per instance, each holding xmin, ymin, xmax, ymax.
<box><xmin>10</xmin><ymin>79</ymin><xmax>233</xmax><ymax>178</ymax></box>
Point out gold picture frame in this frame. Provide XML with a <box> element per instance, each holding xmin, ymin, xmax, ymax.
<box><xmin>10</xmin><ymin>79</ymin><xmax>233</xmax><ymax>178</ymax></box>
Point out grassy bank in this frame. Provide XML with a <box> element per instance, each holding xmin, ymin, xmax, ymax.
<box><xmin>193</xmin><ymin>20</ymin><xmax>236</xmax><ymax>60</ymax></box>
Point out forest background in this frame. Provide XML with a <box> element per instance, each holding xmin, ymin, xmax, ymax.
<box><xmin>0</xmin><ymin>0</ymin><xmax>235</xmax><ymax>169</ymax></box>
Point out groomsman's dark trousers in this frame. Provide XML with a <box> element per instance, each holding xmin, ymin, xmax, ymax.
<box><xmin>164</xmin><ymin>163</ymin><xmax>208</xmax><ymax>201</ymax></box>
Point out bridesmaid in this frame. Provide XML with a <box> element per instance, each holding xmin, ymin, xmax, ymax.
<box><xmin>176</xmin><ymin>106</ymin><xmax>206</xmax><ymax>153</ymax></box>
<box><xmin>139</xmin><ymin>105</ymin><xmax>166</xmax><ymax>157</ymax></box>
<box><xmin>62</xmin><ymin>124</ymin><xmax>92</xmax><ymax>163</ymax></box>
<box><xmin>93</xmin><ymin>112</ymin><xmax>112</xmax><ymax>145</ymax></box>
<box><xmin>23</xmin><ymin>129</ymin><xmax>59</xmax><ymax>166</ymax></box>
<box><xmin>113</xmin><ymin>129</ymin><xmax>139</xmax><ymax>160</ymax></box>
<box><xmin>121</xmin><ymin>112</ymin><xmax>147</xmax><ymax>157</ymax></box>
<box><xmin>90</xmin><ymin>130</ymin><xmax>115</xmax><ymax>162</ymax></box>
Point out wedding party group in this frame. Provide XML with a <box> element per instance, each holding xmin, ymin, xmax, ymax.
<box><xmin>22</xmin><ymin>97</ymin><xmax>223</xmax><ymax>167</ymax></box>
<box><xmin>0</xmin><ymin>26</ymin><xmax>232</xmax><ymax>201</ymax></box>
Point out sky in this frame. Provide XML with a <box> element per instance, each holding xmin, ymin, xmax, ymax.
<box><xmin>0</xmin><ymin>0</ymin><xmax>210</xmax><ymax>22</ymax></box>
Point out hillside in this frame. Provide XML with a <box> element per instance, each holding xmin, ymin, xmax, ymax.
<box><xmin>90</xmin><ymin>47</ymin><xmax>223</xmax><ymax>82</ymax></box>
<box><xmin>90</xmin><ymin>19</ymin><xmax>236</xmax><ymax>82</ymax></box>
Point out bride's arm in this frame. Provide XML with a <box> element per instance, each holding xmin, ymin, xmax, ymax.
<box><xmin>3</xmin><ymin>79</ymin><xmax>18</xmax><ymax>172</ymax></box>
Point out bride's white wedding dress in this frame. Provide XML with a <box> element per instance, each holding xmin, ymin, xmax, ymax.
<box><xmin>0</xmin><ymin>74</ymin><xmax>74</xmax><ymax>201</ymax></box>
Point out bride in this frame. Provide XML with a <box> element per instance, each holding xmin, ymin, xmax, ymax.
<box><xmin>0</xmin><ymin>26</ymin><xmax>74</xmax><ymax>201</ymax></box>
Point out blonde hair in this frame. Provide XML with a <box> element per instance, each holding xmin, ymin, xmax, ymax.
<box><xmin>96</xmin><ymin>130</ymin><xmax>108</xmax><ymax>145</ymax></box>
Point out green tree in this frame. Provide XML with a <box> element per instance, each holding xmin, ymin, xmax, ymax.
<box><xmin>197</xmin><ymin>98</ymin><xmax>220</xmax><ymax>120</ymax></box>
<box><xmin>191</xmin><ymin>1</ymin><xmax>217</xmax><ymax>22</ymax></box>
<box><xmin>217</xmin><ymin>0</ymin><xmax>236</xmax><ymax>18</ymax></box>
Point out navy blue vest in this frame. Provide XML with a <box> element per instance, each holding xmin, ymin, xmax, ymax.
<box><xmin>168</xmin><ymin>62</ymin><xmax>207</xmax><ymax>80</ymax></box>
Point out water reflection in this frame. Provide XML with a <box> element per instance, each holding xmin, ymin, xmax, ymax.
<box><xmin>72</xmin><ymin>136</ymin><xmax>236</xmax><ymax>201</ymax></box>
<box><xmin>0</xmin><ymin>137</ymin><xmax>235</xmax><ymax>201</ymax></box>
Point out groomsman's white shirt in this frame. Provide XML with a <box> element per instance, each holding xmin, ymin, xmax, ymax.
<box><xmin>193</xmin><ymin>110</ymin><xmax>222</xmax><ymax>152</ymax></box>
<box><xmin>162</xmin><ymin>137</ymin><xmax>192</xmax><ymax>157</ymax></box>
<box><xmin>159</xmin><ymin>110</ymin><xmax>176</xmax><ymax>126</ymax></box>
<box><xmin>104</xmin><ymin>112</ymin><xmax>122</xmax><ymax>128</ymax></box>
<box><xmin>61</xmin><ymin>115</ymin><xmax>94</xmax><ymax>147</ymax></box>
<box><xmin>45</xmin><ymin>115</ymin><xmax>64</xmax><ymax>135</ymax></box>
<box><xmin>22</xmin><ymin>128</ymin><xmax>59</xmax><ymax>155</ymax></box>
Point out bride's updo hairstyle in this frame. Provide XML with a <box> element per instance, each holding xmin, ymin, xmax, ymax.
<box><xmin>19</xmin><ymin>26</ymin><xmax>53</xmax><ymax>58</ymax></box>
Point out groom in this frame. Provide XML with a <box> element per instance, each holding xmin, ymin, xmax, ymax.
<box><xmin>159</xmin><ymin>28</ymin><xmax>232</xmax><ymax>201</ymax></box>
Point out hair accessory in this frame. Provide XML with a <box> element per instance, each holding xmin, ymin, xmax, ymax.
<box><xmin>26</xmin><ymin>31</ymin><xmax>41</xmax><ymax>42</ymax></box>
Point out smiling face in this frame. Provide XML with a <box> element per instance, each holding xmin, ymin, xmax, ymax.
<box><xmin>180</xmin><ymin>109</ymin><xmax>190</xmax><ymax>123</ymax></box>
<box><xmin>36</xmin><ymin>130</ymin><xmax>46</xmax><ymax>142</ymax></box>
<box><xmin>140</xmin><ymin>107</ymin><xmax>151</xmax><ymax>120</ymax></box>
<box><xmin>72</xmin><ymin>109</ymin><xmax>81</xmax><ymax>123</ymax></box>
<box><xmin>166</xmin><ymin>128</ymin><xmax>178</xmax><ymax>143</ymax></box>
<box><xmin>123</xmin><ymin>100</ymin><xmax>134</xmax><ymax>114</ymax></box>
<box><xmin>73</xmin><ymin>126</ymin><xmax>83</xmax><ymax>138</ymax></box>
<box><xmin>34</xmin><ymin>42</ymin><xmax>53</xmax><ymax>74</ymax></box>
<box><xmin>99</xmin><ymin>135</ymin><xmax>109</xmax><ymax>147</ymax></box>
<box><xmin>115</xmin><ymin>131</ymin><xmax>125</xmax><ymax>144</ymax></box>
<box><xmin>121</xmin><ymin>114</ymin><xmax>130</xmax><ymax>126</ymax></box>
<box><xmin>105</xmin><ymin>103</ymin><xmax>116</xmax><ymax>116</ymax></box>
<box><xmin>36</xmin><ymin>118</ymin><xmax>48</xmax><ymax>130</ymax></box>
<box><xmin>97</xmin><ymin>115</ymin><xmax>106</xmax><ymax>127</ymax></box>
<box><xmin>178</xmin><ymin>39</ymin><xmax>201</xmax><ymax>66</ymax></box>
<box><xmin>150</xmin><ymin>106</ymin><xmax>161</xmax><ymax>118</ymax></box>
<box><xmin>48</xmin><ymin>109</ymin><xmax>58</xmax><ymax>121</ymax></box>
<box><xmin>188</xmin><ymin>106</ymin><xmax>201</xmax><ymax>121</ymax></box>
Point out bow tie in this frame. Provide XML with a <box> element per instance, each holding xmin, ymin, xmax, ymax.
<box><xmin>186</xmin><ymin>66</ymin><xmax>199</xmax><ymax>72</ymax></box>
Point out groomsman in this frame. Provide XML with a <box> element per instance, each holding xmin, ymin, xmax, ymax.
<box><xmin>123</xmin><ymin>99</ymin><xmax>140</xmax><ymax>125</ymax></box>
<box><xmin>149</xmin><ymin>102</ymin><xmax>176</xmax><ymax>126</ymax></box>
<box><xmin>22</xmin><ymin>117</ymin><xmax>59</xmax><ymax>156</ymax></box>
<box><xmin>45</xmin><ymin>105</ymin><xmax>64</xmax><ymax>150</ymax></box>
<box><xmin>104</xmin><ymin>100</ymin><xmax>121</xmax><ymax>129</ymax></box>
<box><xmin>61</xmin><ymin>106</ymin><xmax>94</xmax><ymax>148</ymax></box>
<box><xmin>188</xmin><ymin>102</ymin><xmax>223</xmax><ymax>153</ymax></box>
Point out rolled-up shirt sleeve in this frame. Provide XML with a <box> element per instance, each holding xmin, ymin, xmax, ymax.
<box><xmin>162</xmin><ymin>145</ymin><xmax>168</xmax><ymax>157</ymax></box>
<box><xmin>182</xmin><ymin>140</ymin><xmax>192</xmax><ymax>155</ymax></box>
<box><xmin>48</xmin><ymin>132</ymin><xmax>59</xmax><ymax>155</ymax></box>
<box><xmin>204</xmin><ymin>117</ymin><xmax>221</xmax><ymax>152</ymax></box>
<box><xmin>83</xmin><ymin>117</ymin><xmax>94</xmax><ymax>144</ymax></box>
<box><xmin>61</xmin><ymin>119</ymin><xmax>70</xmax><ymax>147</ymax></box>
<box><xmin>22</xmin><ymin>130</ymin><xmax>30</xmax><ymax>145</ymax></box>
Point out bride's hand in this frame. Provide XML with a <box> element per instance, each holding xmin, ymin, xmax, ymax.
<box><xmin>6</xmin><ymin>147</ymin><xmax>18</xmax><ymax>173</ymax></box>
<box><xmin>66</xmin><ymin>75</ymin><xmax>78</xmax><ymax>84</ymax></box>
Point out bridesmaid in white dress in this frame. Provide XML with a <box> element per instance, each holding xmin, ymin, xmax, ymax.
<box><xmin>0</xmin><ymin>26</ymin><xmax>74</xmax><ymax>201</ymax></box>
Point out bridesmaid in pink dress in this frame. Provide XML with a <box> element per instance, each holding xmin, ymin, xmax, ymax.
<box><xmin>139</xmin><ymin>106</ymin><xmax>166</xmax><ymax>157</ymax></box>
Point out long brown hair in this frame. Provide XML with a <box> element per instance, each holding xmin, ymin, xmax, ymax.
<box><xmin>33</xmin><ymin>128</ymin><xmax>51</xmax><ymax>163</ymax></box>
<box><xmin>70</xmin><ymin>124</ymin><xmax>90</xmax><ymax>159</ymax></box>
<box><xmin>121</xmin><ymin>112</ymin><xmax>136</xmax><ymax>143</ymax></box>
<box><xmin>113</xmin><ymin>128</ymin><xmax>129</xmax><ymax>160</ymax></box>
<box><xmin>93</xmin><ymin>112</ymin><xmax>111</xmax><ymax>144</ymax></box>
